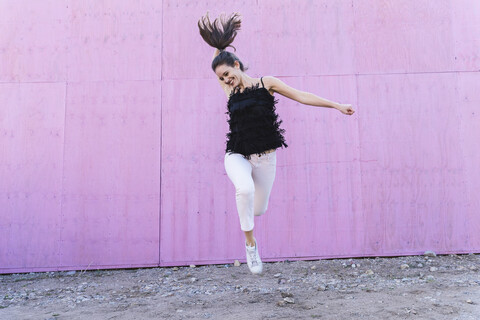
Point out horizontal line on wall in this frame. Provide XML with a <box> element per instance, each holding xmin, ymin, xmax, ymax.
<box><xmin>0</xmin><ymin>69</ymin><xmax>478</xmax><ymax>85</ymax></box>
<box><xmin>0</xmin><ymin>79</ymin><xmax>161</xmax><ymax>85</ymax></box>
<box><xmin>164</xmin><ymin>69</ymin><xmax>480</xmax><ymax>81</ymax></box>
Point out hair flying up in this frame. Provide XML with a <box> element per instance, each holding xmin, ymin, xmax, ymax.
<box><xmin>198</xmin><ymin>12</ymin><xmax>241</xmax><ymax>51</ymax></box>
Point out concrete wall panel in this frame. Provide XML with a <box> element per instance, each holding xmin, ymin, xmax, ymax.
<box><xmin>60</xmin><ymin>80</ymin><xmax>161</xmax><ymax>268</ymax></box>
<box><xmin>456</xmin><ymin>72</ymin><xmax>480</xmax><ymax>250</ymax></box>
<box><xmin>0</xmin><ymin>1</ymin><xmax>67</xmax><ymax>82</ymax></box>
<box><xmin>452</xmin><ymin>0</ymin><xmax>480</xmax><ymax>71</ymax></box>
<box><xmin>353</xmin><ymin>1</ymin><xmax>455</xmax><ymax>74</ymax></box>
<box><xmin>66</xmin><ymin>0</ymin><xmax>162</xmax><ymax>82</ymax></box>
<box><xmin>0</xmin><ymin>83</ymin><xmax>65</xmax><ymax>271</ymax></box>
<box><xmin>159</xmin><ymin>75</ymin><xmax>362</xmax><ymax>265</ymax></box>
<box><xmin>357</xmin><ymin>73</ymin><xmax>472</xmax><ymax>254</ymax></box>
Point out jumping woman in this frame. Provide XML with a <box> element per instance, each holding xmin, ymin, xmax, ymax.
<box><xmin>198</xmin><ymin>13</ymin><xmax>355</xmax><ymax>274</ymax></box>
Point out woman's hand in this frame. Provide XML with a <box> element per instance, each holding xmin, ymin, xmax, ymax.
<box><xmin>336</xmin><ymin>104</ymin><xmax>355</xmax><ymax>115</ymax></box>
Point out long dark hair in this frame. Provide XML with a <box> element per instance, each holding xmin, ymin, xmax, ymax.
<box><xmin>198</xmin><ymin>13</ymin><xmax>246</xmax><ymax>72</ymax></box>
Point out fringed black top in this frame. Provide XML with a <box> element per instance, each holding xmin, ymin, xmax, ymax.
<box><xmin>226</xmin><ymin>77</ymin><xmax>288</xmax><ymax>159</ymax></box>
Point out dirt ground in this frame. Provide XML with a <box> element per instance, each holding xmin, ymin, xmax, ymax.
<box><xmin>1</xmin><ymin>253</ymin><xmax>479</xmax><ymax>320</ymax></box>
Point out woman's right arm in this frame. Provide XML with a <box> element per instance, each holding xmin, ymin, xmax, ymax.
<box><xmin>213</xmin><ymin>49</ymin><xmax>231</xmax><ymax>97</ymax></box>
<box><xmin>213</xmin><ymin>48</ymin><xmax>220</xmax><ymax>60</ymax></box>
<box><xmin>199</xmin><ymin>12</ymin><xmax>240</xmax><ymax>97</ymax></box>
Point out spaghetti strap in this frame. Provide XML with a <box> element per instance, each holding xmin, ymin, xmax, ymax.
<box><xmin>260</xmin><ymin>77</ymin><xmax>265</xmax><ymax>88</ymax></box>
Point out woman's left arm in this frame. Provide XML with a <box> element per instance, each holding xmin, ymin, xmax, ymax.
<box><xmin>263</xmin><ymin>76</ymin><xmax>355</xmax><ymax>115</ymax></box>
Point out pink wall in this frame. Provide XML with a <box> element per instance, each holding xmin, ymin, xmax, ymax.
<box><xmin>1</xmin><ymin>0</ymin><xmax>479</xmax><ymax>273</ymax></box>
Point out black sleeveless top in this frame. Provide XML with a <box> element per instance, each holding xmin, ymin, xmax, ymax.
<box><xmin>226</xmin><ymin>77</ymin><xmax>288</xmax><ymax>159</ymax></box>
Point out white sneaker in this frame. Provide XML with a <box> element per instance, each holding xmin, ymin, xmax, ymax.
<box><xmin>245</xmin><ymin>239</ymin><xmax>263</xmax><ymax>274</ymax></box>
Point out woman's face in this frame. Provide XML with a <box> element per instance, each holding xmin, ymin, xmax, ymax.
<box><xmin>215</xmin><ymin>62</ymin><xmax>242</xmax><ymax>88</ymax></box>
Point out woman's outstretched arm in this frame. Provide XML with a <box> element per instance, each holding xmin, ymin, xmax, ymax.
<box><xmin>213</xmin><ymin>49</ymin><xmax>231</xmax><ymax>97</ymax></box>
<box><xmin>263</xmin><ymin>76</ymin><xmax>355</xmax><ymax>115</ymax></box>
<box><xmin>213</xmin><ymin>48</ymin><xmax>220</xmax><ymax>59</ymax></box>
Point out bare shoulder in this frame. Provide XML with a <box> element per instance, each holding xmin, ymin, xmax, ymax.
<box><xmin>260</xmin><ymin>76</ymin><xmax>280</xmax><ymax>95</ymax></box>
<box><xmin>260</xmin><ymin>76</ymin><xmax>305</xmax><ymax>102</ymax></box>
<box><xmin>260</xmin><ymin>76</ymin><xmax>278</xmax><ymax>88</ymax></box>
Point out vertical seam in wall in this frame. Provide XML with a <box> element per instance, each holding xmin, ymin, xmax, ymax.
<box><xmin>445</xmin><ymin>2</ymin><xmax>457</xmax><ymax>253</ymax></box>
<box><xmin>59</xmin><ymin>82</ymin><xmax>68</xmax><ymax>268</ymax></box>
<box><xmin>59</xmin><ymin>3</ymin><xmax>70</xmax><ymax>268</ymax></box>
<box><xmin>158</xmin><ymin>0</ymin><xmax>164</xmax><ymax>267</ymax></box>
<box><xmin>354</xmin><ymin>74</ymin><xmax>366</xmax><ymax>249</ymax></box>
<box><xmin>351</xmin><ymin>0</ymin><xmax>371</xmax><ymax>253</ymax></box>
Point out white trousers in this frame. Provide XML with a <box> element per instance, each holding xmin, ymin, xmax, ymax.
<box><xmin>224</xmin><ymin>151</ymin><xmax>277</xmax><ymax>231</ymax></box>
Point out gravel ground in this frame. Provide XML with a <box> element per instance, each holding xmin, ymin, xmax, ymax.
<box><xmin>1</xmin><ymin>253</ymin><xmax>479</xmax><ymax>320</ymax></box>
